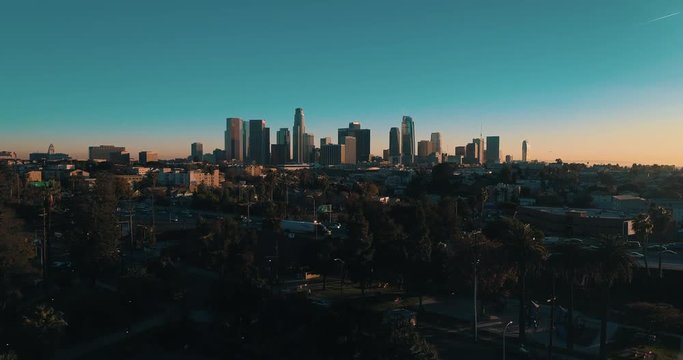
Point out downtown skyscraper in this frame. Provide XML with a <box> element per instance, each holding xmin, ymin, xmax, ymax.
<box><xmin>389</xmin><ymin>127</ymin><xmax>401</xmax><ymax>164</ymax></box>
<box><xmin>225</xmin><ymin>117</ymin><xmax>243</xmax><ymax>162</ymax></box>
<box><xmin>276</xmin><ymin>128</ymin><xmax>291</xmax><ymax>162</ymax></box>
<box><xmin>522</xmin><ymin>140</ymin><xmax>528</xmax><ymax>162</ymax></box>
<box><xmin>338</xmin><ymin>121</ymin><xmax>371</xmax><ymax>163</ymax></box>
<box><xmin>430</xmin><ymin>132</ymin><xmax>442</xmax><ymax>154</ymax></box>
<box><xmin>401</xmin><ymin>116</ymin><xmax>415</xmax><ymax>165</ymax></box>
<box><xmin>292</xmin><ymin>108</ymin><xmax>305</xmax><ymax>163</ymax></box>
<box><xmin>248</xmin><ymin>119</ymin><xmax>269</xmax><ymax>164</ymax></box>
<box><xmin>486</xmin><ymin>136</ymin><xmax>500</xmax><ymax>164</ymax></box>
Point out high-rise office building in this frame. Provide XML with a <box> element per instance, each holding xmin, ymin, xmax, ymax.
<box><xmin>417</xmin><ymin>140</ymin><xmax>433</xmax><ymax>158</ymax></box>
<box><xmin>225</xmin><ymin>118</ymin><xmax>243</xmax><ymax>162</ymax></box>
<box><xmin>344</xmin><ymin>136</ymin><xmax>356</xmax><ymax>164</ymax></box>
<box><xmin>191</xmin><ymin>142</ymin><xmax>203</xmax><ymax>162</ymax></box>
<box><xmin>89</xmin><ymin>145</ymin><xmax>126</xmax><ymax>161</ymax></box>
<box><xmin>320</xmin><ymin>137</ymin><xmax>332</xmax><ymax>147</ymax></box>
<box><xmin>293</xmin><ymin>108</ymin><xmax>305</xmax><ymax>163</ymax></box>
<box><xmin>465</xmin><ymin>143</ymin><xmax>476</xmax><ymax>164</ymax></box>
<box><xmin>401</xmin><ymin>116</ymin><xmax>415</xmax><ymax>165</ymax></box>
<box><xmin>270</xmin><ymin>144</ymin><xmax>288</xmax><ymax>165</ymax></box>
<box><xmin>485</xmin><ymin>136</ymin><xmax>500</xmax><ymax>164</ymax></box>
<box><xmin>242</xmin><ymin>125</ymin><xmax>249</xmax><ymax>161</ymax></box>
<box><xmin>505</xmin><ymin>155</ymin><xmax>513</xmax><ymax>163</ymax></box>
<box><xmin>338</xmin><ymin>122</ymin><xmax>371</xmax><ymax>163</ymax></box>
<box><xmin>303</xmin><ymin>133</ymin><xmax>315</xmax><ymax>163</ymax></box>
<box><xmin>455</xmin><ymin>146</ymin><xmax>466</xmax><ymax>157</ymax></box>
<box><xmin>213</xmin><ymin>149</ymin><xmax>226</xmax><ymax>162</ymax></box>
<box><xmin>139</xmin><ymin>151</ymin><xmax>158</xmax><ymax>164</ymax></box>
<box><xmin>430</xmin><ymin>132</ymin><xmax>442</xmax><ymax>154</ymax></box>
<box><xmin>276</xmin><ymin>128</ymin><xmax>291</xmax><ymax>162</ymax></box>
<box><xmin>248</xmin><ymin>120</ymin><xmax>267</xmax><ymax>164</ymax></box>
<box><xmin>264</xmin><ymin>127</ymin><xmax>271</xmax><ymax>164</ymax></box>
<box><xmin>472</xmin><ymin>137</ymin><xmax>485</xmax><ymax>164</ymax></box>
<box><xmin>522</xmin><ymin>140</ymin><xmax>528</xmax><ymax>162</ymax></box>
<box><xmin>320</xmin><ymin>144</ymin><xmax>345</xmax><ymax>165</ymax></box>
<box><xmin>389</xmin><ymin>127</ymin><xmax>401</xmax><ymax>164</ymax></box>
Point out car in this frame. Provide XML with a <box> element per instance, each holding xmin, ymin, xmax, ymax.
<box><xmin>629</xmin><ymin>251</ymin><xmax>645</xmax><ymax>259</ymax></box>
<box><xmin>311</xmin><ymin>299</ymin><xmax>331</xmax><ymax>308</ymax></box>
<box><xmin>383</xmin><ymin>309</ymin><xmax>417</xmax><ymax>327</ymax></box>
<box><xmin>562</xmin><ymin>238</ymin><xmax>584</xmax><ymax>245</ymax></box>
<box><xmin>625</xmin><ymin>241</ymin><xmax>641</xmax><ymax>249</ymax></box>
<box><xmin>324</xmin><ymin>222</ymin><xmax>342</xmax><ymax>230</ymax></box>
<box><xmin>664</xmin><ymin>242</ymin><xmax>683</xmax><ymax>250</ymax></box>
<box><xmin>647</xmin><ymin>245</ymin><xmax>667</xmax><ymax>252</ymax></box>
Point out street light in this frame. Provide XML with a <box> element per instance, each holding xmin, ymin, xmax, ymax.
<box><xmin>473</xmin><ymin>258</ymin><xmax>480</xmax><ymax>343</ymax></box>
<box><xmin>307</xmin><ymin>195</ymin><xmax>317</xmax><ymax>241</ymax></box>
<box><xmin>470</xmin><ymin>230</ymin><xmax>482</xmax><ymax>343</ymax></box>
<box><xmin>658</xmin><ymin>249</ymin><xmax>677</xmax><ymax>278</ymax></box>
<box><xmin>503</xmin><ymin>321</ymin><xmax>514</xmax><ymax>360</ymax></box>
<box><xmin>547</xmin><ymin>292</ymin><xmax>557</xmax><ymax>359</ymax></box>
<box><xmin>334</xmin><ymin>258</ymin><xmax>345</xmax><ymax>295</ymax></box>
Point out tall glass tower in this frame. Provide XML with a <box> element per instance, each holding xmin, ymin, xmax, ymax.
<box><xmin>401</xmin><ymin>116</ymin><xmax>415</xmax><ymax>165</ymax></box>
<box><xmin>293</xmin><ymin>108</ymin><xmax>305</xmax><ymax>163</ymax></box>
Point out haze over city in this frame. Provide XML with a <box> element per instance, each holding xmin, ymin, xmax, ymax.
<box><xmin>1</xmin><ymin>0</ymin><xmax>682</xmax><ymax>164</ymax></box>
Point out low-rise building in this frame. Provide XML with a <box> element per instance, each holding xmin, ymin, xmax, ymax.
<box><xmin>517</xmin><ymin>206</ymin><xmax>634</xmax><ymax>237</ymax></box>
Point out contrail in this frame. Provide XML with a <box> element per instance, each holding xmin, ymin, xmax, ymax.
<box><xmin>645</xmin><ymin>11</ymin><xmax>680</xmax><ymax>24</ymax></box>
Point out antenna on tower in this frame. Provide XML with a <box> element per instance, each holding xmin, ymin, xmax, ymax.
<box><xmin>480</xmin><ymin>120</ymin><xmax>483</xmax><ymax>138</ymax></box>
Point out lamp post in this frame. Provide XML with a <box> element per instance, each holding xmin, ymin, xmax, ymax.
<box><xmin>307</xmin><ymin>195</ymin><xmax>317</xmax><ymax>241</ymax></box>
<box><xmin>474</xmin><ymin>258</ymin><xmax>480</xmax><ymax>343</ymax></box>
<box><xmin>547</xmin><ymin>275</ymin><xmax>557</xmax><ymax>360</ymax></box>
<box><xmin>334</xmin><ymin>258</ymin><xmax>345</xmax><ymax>295</ymax></box>
<box><xmin>503</xmin><ymin>321</ymin><xmax>514</xmax><ymax>360</ymax></box>
<box><xmin>471</xmin><ymin>230</ymin><xmax>482</xmax><ymax>343</ymax></box>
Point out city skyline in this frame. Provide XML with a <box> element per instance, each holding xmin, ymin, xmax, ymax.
<box><xmin>1</xmin><ymin>0</ymin><xmax>682</xmax><ymax>165</ymax></box>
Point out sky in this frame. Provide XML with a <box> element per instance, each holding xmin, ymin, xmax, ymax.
<box><xmin>1</xmin><ymin>0</ymin><xmax>682</xmax><ymax>165</ymax></box>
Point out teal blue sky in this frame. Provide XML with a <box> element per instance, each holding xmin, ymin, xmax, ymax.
<box><xmin>1</xmin><ymin>0</ymin><xmax>682</xmax><ymax>164</ymax></box>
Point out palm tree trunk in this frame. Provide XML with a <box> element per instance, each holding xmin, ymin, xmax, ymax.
<box><xmin>599</xmin><ymin>285</ymin><xmax>610</xmax><ymax>360</ymax></box>
<box><xmin>518</xmin><ymin>266</ymin><xmax>527</xmax><ymax>345</ymax></box>
<box><xmin>567</xmin><ymin>279</ymin><xmax>575</xmax><ymax>351</ymax></box>
<box><xmin>643</xmin><ymin>236</ymin><xmax>650</xmax><ymax>276</ymax></box>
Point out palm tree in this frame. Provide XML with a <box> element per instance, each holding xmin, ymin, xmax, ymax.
<box><xmin>591</xmin><ymin>237</ymin><xmax>635</xmax><ymax>360</ymax></box>
<box><xmin>498</xmin><ymin>218</ymin><xmax>547</xmax><ymax>345</ymax></box>
<box><xmin>633</xmin><ymin>213</ymin><xmax>653</xmax><ymax>275</ymax></box>
<box><xmin>551</xmin><ymin>242</ymin><xmax>593</xmax><ymax>351</ymax></box>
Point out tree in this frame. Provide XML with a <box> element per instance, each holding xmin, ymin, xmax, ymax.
<box><xmin>345</xmin><ymin>210</ymin><xmax>374</xmax><ymax>295</ymax></box>
<box><xmin>489</xmin><ymin>218</ymin><xmax>546</xmax><ymax>345</ymax></box>
<box><xmin>633</xmin><ymin>213</ymin><xmax>653</xmax><ymax>275</ymax></box>
<box><xmin>69</xmin><ymin>173</ymin><xmax>120</xmax><ymax>281</ymax></box>
<box><xmin>404</xmin><ymin>203</ymin><xmax>432</xmax><ymax>309</ymax></box>
<box><xmin>550</xmin><ymin>242</ymin><xmax>593</xmax><ymax>351</ymax></box>
<box><xmin>591</xmin><ymin>236</ymin><xmax>635</xmax><ymax>360</ymax></box>
<box><xmin>0</xmin><ymin>206</ymin><xmax>35</xmax><ymax>311</ymax></box>
<box><xmin>648</xmin><ymin>205</ymin><xmax>675</xmax><ymax>243</ymax></box>
<box><xmin>22</xmin><ymin>304</ymin><xmax>68</xmax><ymax>356</ymax></box>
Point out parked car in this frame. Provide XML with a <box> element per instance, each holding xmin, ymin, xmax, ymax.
<box><xmin>629</xmin><ymin>251</ymin><xmax>645</xmax><ymax>259</ymax></box>
<box><xmin>383</xmin><ymin>309</ymin><xmax>417</xmax><ymax>327</ymax></box>
<box><xmin>664</xmin><ymin>242</ymin><xmax>683</xmax><ymax>250</ymax></box>
<box><xmin>625</xmin><ymin>241</ymin><xmax>641</xmax><ymax>249</ymax></box>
